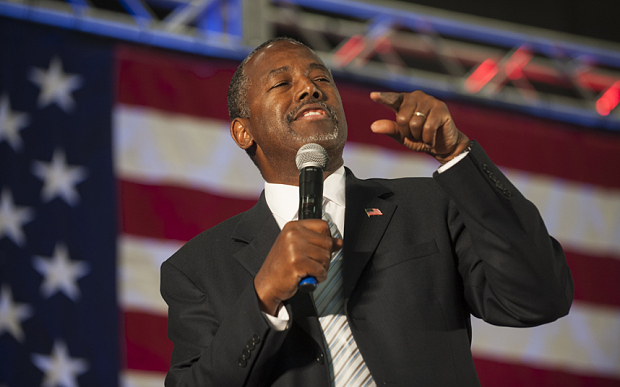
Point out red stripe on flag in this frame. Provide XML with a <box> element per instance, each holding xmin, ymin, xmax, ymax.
<box><xmin>474</xmin><ymin>356</ymin><xmax>620</xmax><ymax>387</ymax></box>
<box><xmin>567</xmin><ymin>251</ymin><xmax>620</xmax><ymax>308</ymax></box>
<box><xmin>124</xmin><ymin>310</ymin><xmax>172</xmax><ymax>373</ymax></box>
<box><xmin>119</xmin><ymin>179</ymin><xmax>257</xmax><ymax>241</ymax></box>
<box><xmin>116</xmin><ymin>45</ymin><xmax>235</xmax><ymax>122</ymax></box>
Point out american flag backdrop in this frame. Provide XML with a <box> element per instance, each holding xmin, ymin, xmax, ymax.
<box><xmin>1</xmin><ymin>17</ymin><xmax>620</xmax><ymax>387</ymax></box>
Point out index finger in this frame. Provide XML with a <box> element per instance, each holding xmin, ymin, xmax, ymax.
<box><xmin>370</xmin><ymin>91</ymin><xmax>404</xmax><ymax>113</ymax></box>
<box><xmin>298</xmin><ymin>219</ymin><xmax>342</xmax><ymax>252</ymax></box>
<box><xmin>297</xmin><ymin>218</ymin><xmax>332</xmax><ymax>237</ymax></box>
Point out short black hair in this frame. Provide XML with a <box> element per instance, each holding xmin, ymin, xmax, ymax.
<box><xmin>227</xmin><ymin>36</ymin><xmax>305</xmax><ymax>121</ymax></box>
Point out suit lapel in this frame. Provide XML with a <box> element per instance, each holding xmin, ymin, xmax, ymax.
<box><xmin>343</xmin><ymin>169</ymin><xmax>396</xmax><ymax>301</ymax></box>
<box><xmin>232</xmin><ymin>192</ymin><xmax>280</xmax><ymax>276</ymax></box>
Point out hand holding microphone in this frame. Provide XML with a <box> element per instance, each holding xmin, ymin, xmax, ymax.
<box><xmin>253</xmin><ymin>144</ymin><xmax>341</xmax><ymax>315</ymax></box>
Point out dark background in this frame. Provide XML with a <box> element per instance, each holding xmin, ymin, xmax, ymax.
<box><xmin>402</xmin><ymin>0</ymin><xmax>620</xmax><ymax>43</ymax></box>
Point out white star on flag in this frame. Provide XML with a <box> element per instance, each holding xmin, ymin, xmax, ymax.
<box><xmin>32</xmin><ymin>243</ymin><xmax>90</xmax><ymax>301</ymax></box>
<box><xmin>0</xmin><ymin>188</ymin><xmax>35</xmax><ymax>247</ymax></box>
<box><xmin>28</xmin><ymin>56</ymin><xmax>83</xmax><ymax>112</ymax></box>
<box><xmin>0</xmin><ymin>284</ymin><xmax>33</xmax><ymax>342</ymax></box>
<box><xmin>31</xmin><ymin>340</ymin><xmax>89</xmax><ymax>387</ymax></box>
<box><xmin>31</xmin><ymin>148</ymin><xmax>88</xmax><ymax>206</ymax></box>
<box><xmin>0</xmin><ymin>93</ymin><xmax>30</xmax><ymax>151</ymax></box>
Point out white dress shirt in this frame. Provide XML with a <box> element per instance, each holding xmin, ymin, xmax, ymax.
<box><xmin>265</xmin><ymin>165</ymin><xmax>347</xmax><ymax>235</ymax></box>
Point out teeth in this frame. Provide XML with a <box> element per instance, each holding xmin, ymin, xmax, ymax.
<box><xmin>303</xmin><ymin>111</ymin><xmax>323</xmax><ymax>117</ymax></box>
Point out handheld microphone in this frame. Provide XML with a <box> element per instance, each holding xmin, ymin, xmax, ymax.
<box><xmin>295</xmin><ymin>143</ymin><xmax>329</xmax><ymax>293</ymax></box>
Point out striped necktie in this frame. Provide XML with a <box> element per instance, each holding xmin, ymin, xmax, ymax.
<box><xmin>313</xmin><ymin>212</ymin><xmax>376</xmax><ymax>387</ymax></box>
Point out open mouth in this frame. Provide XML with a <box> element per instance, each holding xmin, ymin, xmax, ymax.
<box><xmin>295</xmin><ymin>107</ymin><xmax>328</xmax><ymax>120</ymax></box>
<box><xmin>286</xmin><ymin>101</ymin><xmax>341</xmax><ymax>142</ymax></box>
<box><xmin>288</xmin><ymin>101</ymin><xmax>335</xmax><ymax>123</ymax></box>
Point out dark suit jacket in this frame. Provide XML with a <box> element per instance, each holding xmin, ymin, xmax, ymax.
<box><xmin>160</xmin><ymin>141</ymin><xmax>573</xmax><ymax>386</ymax></box>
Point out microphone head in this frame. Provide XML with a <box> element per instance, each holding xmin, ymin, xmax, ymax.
<box><xmin>296</xmin><ymin>143</ymin><xmax>329</xmax><ymax>171</ymax></box>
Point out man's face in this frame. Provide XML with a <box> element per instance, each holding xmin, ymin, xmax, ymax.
<box><xmin>243</xmin><ymin>41</ymin><xmax>348</xmax><ymax>173</ymax></box>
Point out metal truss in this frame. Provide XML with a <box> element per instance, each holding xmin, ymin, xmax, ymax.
<box><xmin>268</xmin><ymin>0</ymin><xmax>620</xmax><ymax>131</ymax></box>
<box><xmin>0</xmin><ymin>0</ymin><xmax>250</xmax><ymax>59</ymax></box>
<box><xmin>2</xmin><ymin>0</ymin><xmax>620</xmax><ymax>131</ymax></box>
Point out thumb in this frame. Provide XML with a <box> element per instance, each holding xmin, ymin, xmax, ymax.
<box><xmin>370</xmin><ymin>91</ymin><xmax>404</xmax><ymax>112</ymax></box>
<box><xmin>331</xmin><ymin>237</ymin><xmax>344</xmax><ymax>253</ymax></box>
<box><xmin>370</xmin><ymin>119</ymin><xmax>403</xmax><ymax>142</ymax></box>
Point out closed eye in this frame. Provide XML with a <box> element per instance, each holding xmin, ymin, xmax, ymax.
<box><xmin>270</xmin><ymin>81</ymin><xmax>289</xmax><ymax>90</ymax></box>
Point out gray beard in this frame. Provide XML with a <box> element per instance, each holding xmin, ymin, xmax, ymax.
<box><xmin>286</xmin><ymin>101</ymin><xmax>341</xmax><ymax>143</ymax></box>
<box><xmin>289</xmin><ymin>124</ymin><xmax>340</xmax><ymax>143</ymax></box>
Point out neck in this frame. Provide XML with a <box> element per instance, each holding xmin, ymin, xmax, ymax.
<box><xmin>262</xmin><ymin>158</ymin><xmax>344</xmax><ymax>186</ymax></box>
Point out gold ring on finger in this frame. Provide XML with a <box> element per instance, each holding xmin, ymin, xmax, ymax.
<box><xmin>414</xmin><ymin>111</ymin><xmax>426</xmax><ymax>118</ymax></box>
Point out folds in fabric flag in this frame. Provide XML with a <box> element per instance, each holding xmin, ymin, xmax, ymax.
<box><xmin>2</xmin><ymin>16</ymin><xmax>620</xmax><ymax>387</ymax></box>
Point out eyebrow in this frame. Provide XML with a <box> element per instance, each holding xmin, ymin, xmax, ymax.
<box><xmin>266</xmin><ymin>66</ymin><xmax>290</xmax><ymax>81</ymax></box>
<box><xmin>308</xmin><ymin>62</ymin><xmax>330</xmax><ymax>74</ymax></box>
<box><xmin>265</xmin><ymin>62</ymin><xmax>331</xmax><ymax>81</ymax></box>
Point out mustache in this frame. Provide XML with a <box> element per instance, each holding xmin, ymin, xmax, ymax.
<box><xmin>286</xmin><ymin>100</ymin><xmax>338</xmax><ymax>124</ymax></box>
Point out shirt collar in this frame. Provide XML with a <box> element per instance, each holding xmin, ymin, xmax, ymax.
<box><xmin>265</xmin><ymin>165</ymin><xmax>346</xmax><ymax>223</ymax></box>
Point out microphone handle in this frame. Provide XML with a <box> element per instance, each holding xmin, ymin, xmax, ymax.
<box><xmin>298</xmin><ymin>166</ymin><xmax>323</xmax><ymax>293</ymax></box>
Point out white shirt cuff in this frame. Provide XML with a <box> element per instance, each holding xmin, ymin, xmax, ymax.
<box><xmin>262</xmin><ymin>304</ymin><xmax>290</xmax><ymax>331</ymax></box>
<box><xmin>437</xmin><ymin>150</ymin><xmax>469</xmax><ymax>174</ymax></box>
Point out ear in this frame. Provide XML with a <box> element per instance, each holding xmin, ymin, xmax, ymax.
<box><xmin>230</xmin><ymin>118</ymin><xmax>254</xmax><ymax>150</ymax></box>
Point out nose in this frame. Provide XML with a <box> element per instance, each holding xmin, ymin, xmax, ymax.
<box><xmin>296</xmin><ymin>77</ymin><xmax>322</xmax><ymax>101</ymax></box>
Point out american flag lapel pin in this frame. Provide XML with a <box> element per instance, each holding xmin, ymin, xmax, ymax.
<box><xmin>365</xmin><ymin>208</ymin><xmax>383</xmax><ymax>217</ymax></box>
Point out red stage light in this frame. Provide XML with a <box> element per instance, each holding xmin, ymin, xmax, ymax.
<box><xmin>465</xmin><ymin>59</ymin><xmax>498</xmax><ymax>93</ymax></box>
<box><xmin>506</xmin><ymin>62</ymin><xmax>523</xmax><ymax>80</ymax></box>
<box><xmin>596</xmin><ymin>81</ymin><xmax>620</xmax><ymax>116</ymax></box>
<box><xmin>504</xmin><ymin>46</ymin><xmax>532</xmax><ymax>80</ymax></box>
<box><xmin>334</xmin><ymin>34</ymin><xmax>367</xmax><ymax>67</ymax></box>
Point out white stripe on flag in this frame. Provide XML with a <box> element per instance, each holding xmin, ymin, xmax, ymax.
<box><xmin>471</xmin><ymin>301</ymin><xmax>620</xmax><ymax>378</ymax></box>
<box><xmin>506</xmin><ymin>170</ymin><xmax>620</xmax><ymax>258</ymax></box>
<box><xmin>114</xmin><ymin>105</ymin><xmax>263</xmax><ymax>198</ymax></box>
<box><xmin>119</xmin><ymin>234</ymin><xmax>182</xmax><ymax>314</ymax></box>
<box><xmin>342</xmin><ymin>142</ymin><xmax>439</xmax><ymax>180</ymax></box>
<box><xmin>122</xmin><ymin>370</ymin><xmax>166</xmax><ymax>387</ymax></box>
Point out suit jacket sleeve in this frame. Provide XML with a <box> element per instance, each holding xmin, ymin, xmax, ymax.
<box><xmin>160</xmin><ymin>252</ymin><xmax>290</xmax><ymax>386</ymax></box>
<box><xmin>433</xmin><ymin>141</ymin><xmax>574</xmax><ymax>326</ymax></box>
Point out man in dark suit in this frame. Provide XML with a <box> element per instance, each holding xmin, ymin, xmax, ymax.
<box><xmin>160</xmin><ymin>37</ymin><xmax>574</xmax><ymax>386</ymax></box>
